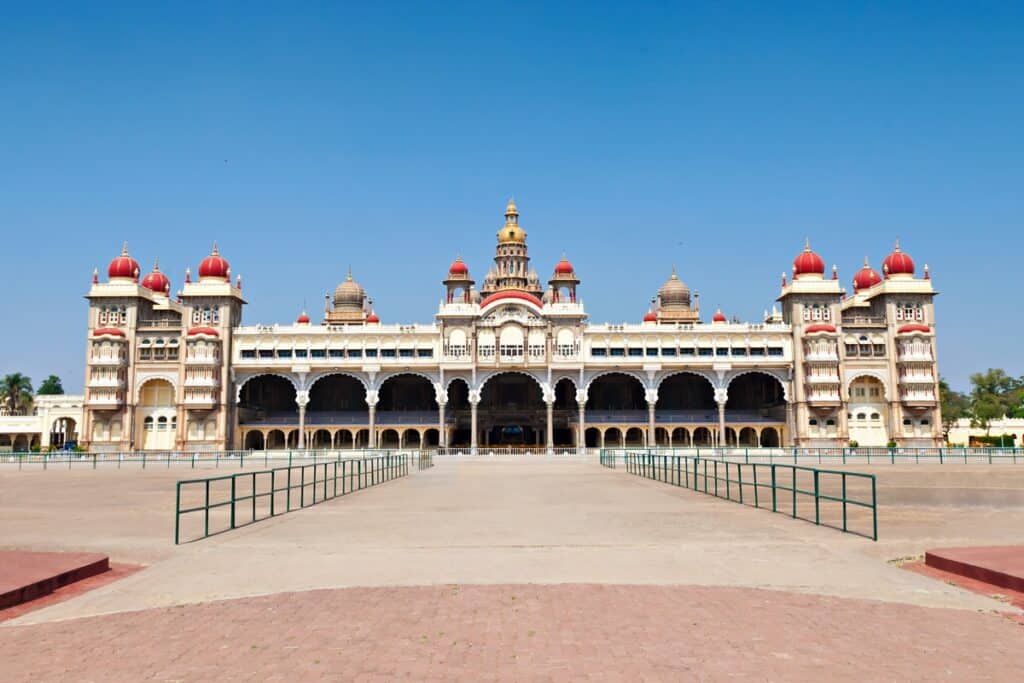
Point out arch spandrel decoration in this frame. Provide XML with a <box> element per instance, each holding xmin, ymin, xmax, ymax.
<box><xmin>373</xmin><ymin>370</ymin><xmax>440</xmax><ymax>392</ymax></box>
<box><xmin>653</xmin><ymin>369</ymin><xmax>718</xmax><ymax>392</ymax></box>
<box><xmin>476</xmin><ymin>369</ymin><xmax>548</xmax><ymax>394</ymax></box>
<box><xmin>234</xmin><ymin>372</ymin><xmax>301</xmax><ymax>404</ymax></box>
<box><xmin>303</xmin><ymin>370</ymin><xmax>371</xmax><ymax>393</ymax></box>
<box><xmin>134</xmin><ymin>374</ymin><xmax>179</xmax><ymax>403</ymax></box>
<box><xmin>723</xmin><ymin>369</ymin><xmax>792</xmax><ymax>402</ymax></box>
<box><xmin>845</xmin><ymin>371</ymin><xmax>890</xmax><ymax>401</ymax></box>
<box><xmin>582</xmin><ymin>369</ymin><xmax>650</xmax><ymax>393</ymax></box>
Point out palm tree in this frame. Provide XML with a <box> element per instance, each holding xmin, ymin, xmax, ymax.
<box><xmin>0</xmin><ymin>373</ymin><xmax>33</xmax><ymax>415</ymax></box>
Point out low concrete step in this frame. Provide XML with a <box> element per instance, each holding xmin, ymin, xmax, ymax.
<box><xmin>0</xmin><ymin>551</ymin><xmax>110</xmax><ymax>609</ymax></box>
<box><xmin>925</xmin><ymin>546</ymin><xmax>1024</xmax><ymax>593</ymax></box>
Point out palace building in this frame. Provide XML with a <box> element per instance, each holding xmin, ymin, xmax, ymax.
<box><xmin>81</xmin><ymin>200</ymin><xmax>942</xmax><ymax>452</ymax></box>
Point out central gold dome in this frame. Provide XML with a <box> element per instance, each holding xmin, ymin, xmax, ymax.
<box><xmin>497</xmin><ymin>198</ymin><xmax>527</xmax><ymax>244</ymax></box>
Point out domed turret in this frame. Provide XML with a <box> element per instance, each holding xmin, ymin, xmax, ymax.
<box><xmin>107</xmin><ymin>243</ymin><xmax>140</xmax><ymax>282</ymax></box>
<box><xmin>448</xmin><ymin>257</ymin><xmax>469</xmax><ymax>276</ymax></box>
<box><xmin>497</xmin><ymin>198</ymin><xmax>526</xmax><ymax>244</ymax></box>
<box><xmin>554</xmin><ymin>256</ymin><xmax>574</xmax><ymax>275</ymax></box>
<box><xmin>198</xmin><ymin>243</ymin><xmax>230</xmax><ymax>281</ymax></box>
<box><xmin>333</xmin><ymin>267</ymin><xmax>365</xmax><ymax>310</ymax></box>
<box><xmin>712</xmin><ymin>309</ymin><xmax>727</xmax><ymax>323</ymax></box>
<box><xmin>643</xmin><ymin>308</ymin><xmax>658</xmax><ymax>323</ymax></box>
<box><xmin>792</xmin><ymin>239</ymin><xmax>826</xmax><ymax>279</ymax></box>
<box><xmin>883</xmin><ymin>240</ymin><xmax>915</xmax><ymax>277</ymax></box>
<box><xmin>296</xmin><ymin>310</ymin><xmax>310</xmax><ymax>325</ymax></box>
<box><xmin>853</xmin><ymin>257</ymin><xmax>882</xmax><ymax>291</ymax></box>
<box><xmin>140</xmin><ymin>258</ymin><xmax>171</xmax><ymax>294</ymax></box>
<box><xmin>658</xmin><ymin>267</ymin><xmax>691</xmax><ymax>308</ymax></box>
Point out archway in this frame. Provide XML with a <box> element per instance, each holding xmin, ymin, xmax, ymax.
<box><xmin>479</xmin><ymin>373</ymin><xmax>544</xmax><ymax>446</ymax></box>
<box><xmin>378</xmin><ymin>374</ymin><xmax>437</xmax><ymax>438</ymax></box>
<box><xmin>655</xmin><ymin>427</ymin><xmax>670</xmax><ymax>447</ymax></box>
<box><xmin>266</xmin><ymin>429</ymin><xmax>286</xmax><ymax>449</ymax></box>
<box><xmin>138</xmin><ymin>378</ymin><xmax>176</xmax><ymax>450</ymax></box>
<box><xmin>379</xmin><ymin>429</ymin><xmax>400</xmax><ymax>448</ymax></box>
<box><xmin>311</xmin><ymin>429</ymin><xmax>332</xmax><ymax>449</ymax></box>
<box><xmin>760</xmin><ymin>427</ymin><xmax>781</xmax><ymax>447</ymax></box>
<box><xmin>726</xmin><ymin>373</ymin><xmax>786</xmax><ymax>419</ymax></box>
<box><xmin>725</xmin><ymin>427</ymin><xmax>738</xmax><ymax>446</ymax></box>
<box><xmin>334</xmin><ymin>430</ymin><xmax>354</xmax><ymax>449</ymax></box>
<box><xmin>604</xmin><ymin>427</ymin><xmax>623</xmax><ymax>447</ymax></box>
<box><xmin>847</xmin><ymin>376</ymin><xmax>888</xmax><ymax>446</ymax></box>
<box><xmin>625</xmin><ymin>427</ymin><xmax>645</xmax><ymax>447</ymax></box>
<box><xmin>13</xmin><ymin>434</ymin><xmax>29</xmax><ymax>452</ymax></box>
<box><xmin>50</xmin><ymin>417</ymin><xmax>77</xmax><ymax>449</ymax></box>
<box><xmin>244</xmin><ymin>431</ymin><xmax>265</xmax><ymax>450</ymax></box>
<box><xmin>307</xmin><ymin>374</ymin><xmax>366</xmax><ymax>429</ymax></box>
<box><xmin>671</xmin><ymin>427</ymin><xmax>691</xmax><ymax>447</ymax></box>
<box><xmin>656</xmin><ymin>373</ymin><xmax>715</xmax><ymax>420</ymax></box>
<box><xmin>586</xmin><ymin>373</ymin><xmax>646</xmax><ymax>413</ymax></box>
<box><xmin>693</xmin><ymin>427</ymin><xmax>713</xmax><ymax>446</ymax></box>
<box><xmin>739</xmin><ymin>427</ymin><xmax>758</xmax><ymax>447</ymax></box>
<box><xmin>239</xmin><ymin>375</ymin><xmax>298</xmax><ymax>428</ymax></box>
<box><xmin>585</xmin><ymin>427</ymin><xmax>601</xmax><ymax>448</ymax></box>
<box><xmin>402</xmin><ymin>429</ymin><xmax>421</xmax><ymax>449</ymax></box>
<box><xmin>553</xmin><ymin>377</ymin><xmax>578</xmax><ymax>446</ymax></box>
<box><xmin>423</xmin><ymin>428</ymin><xmax>440</xmax><ymax>448</ymax></box>
<box><xmin>447</xmin><ymin>378</ymin><xmax>472</xmax><ymax>447</ymax></box>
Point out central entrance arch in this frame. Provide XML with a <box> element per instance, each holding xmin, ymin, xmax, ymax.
<box><xmin>478</xmin><ymin>372</ymin><xmax>545</xmax><ymax>446</ymax></box>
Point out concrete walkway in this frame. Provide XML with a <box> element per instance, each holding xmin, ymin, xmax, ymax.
<box><xmin>7</xmin><ymin>456</ymin><xmax>1011</xmax><ymax>624</ymax></box>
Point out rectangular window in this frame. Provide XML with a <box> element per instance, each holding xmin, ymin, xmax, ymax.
<box><xmin>680</xmin><ymin>347</ymin><xmax>694</xmax><ymax>356</ymax></box>
<box><xmin>139</xmin><ymin>348</ymin><xmax>151</xmax><ymax>360</ymax></box>
<box><xmin>381</xmin><ymin>349</ymin><xmax>396</xmax><ymax>358</ymax></box>
<box><xmin>168</xmin><ymin>348</ymin><xmax>179</xmax><ymax>361</ymax></box>
<box><xmin>645</xmin><ymin>348</ymin><xmax>658</xmax><ymax>357</ymax></box>
<box><xmin>768</xmin><ymin>347</ymin><xmax>784</xmax><ymax>356</ymax></box>
<box><xmin>873</xmin><ymin>344</ymin><xmax>886</xmax><ymax>356</ymax></box>
<box><xmin>241</xmin><ymin>349</ymin><xmax>256</xmax><ymax>359</ymax></box>
<box><xmin>258</xmin><ymin>350</ymin><xmax>274</xmax><ymax>359</ymax></box>
<box><xmin>350</xmin><ymin>349</ymin><xmax>364</xmax><ymax>358</ymax></box>
<box><xmin>153</xmin><ymin>348</ymin><xmax>166</xmax><ymax>361</ymax></box>
<box><xmin>294</xmin><ymin>349</ymin><xmax>308</xmax><ymax>358</ymax></box>
<box><xmin>661</xmin><ymin>348</ymin><xmax>677</xmax><ymax>356</ymax></box>
<box><xmin>399</xmin><ymin>349</ymin><xmax>414</xmax><ymax>358</ymax></box>
<box><xmin>715</xmin><ymin>348</ymin><xmax>728</xmax><ymax>356</ymax></box>
<box><xmin>749</xmin><ymin>348</ymin><xmax>765</xmax><ymax>356</ymax></box>
<box><xmin>698</xmin><ymin>348</ymin><xmax>713</xmax><ymax>356</ymax></box>
<box><xmin>277</xmin><ymin>349</ymin><xmax>293</xmax><ymax>359</ymax></box>
<box><xmin>845</xmin><ymin>344</ymin><xmax>857</xmax><ymax>357</ymax></box>
<box><xmin>730</xmin><ymin>348</ymin><xmax>747</xmax><ymax>356</ymax></box>
<box><xmin>311</xmin><ymin>349</ymin><xmax>326</xmax><ymax>358</ymax></box>
<box><xmin>591</xmin><ymin>348</ymin><xmax>607</xmax><ymax>357</ymax></box>
<box><xmin>609</xmin><ymin>348</ymin><xmax>625</xmax><ymax>357</ymax></box>
<box><xmin>628</xmin><ymin>348</ymin><xmax>643</xmax><ymax>357</ymax></box>
<box><xmin>328</xmin><ymin>349</ymin><xmax>344</xmax><ymax>358</ymax></box>
<box><xmin>417</xmin><ymin>349</ymin><xmax>433</xmax><ymax>358</ymax></box>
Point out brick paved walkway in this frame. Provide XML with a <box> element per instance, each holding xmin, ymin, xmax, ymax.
<box><xmin>3</xmin><ymin>584</ymin><xmax>1022</xmax><ymax>681</ymax></box>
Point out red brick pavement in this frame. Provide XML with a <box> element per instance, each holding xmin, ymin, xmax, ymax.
<box><xmin>2</xmin><ymin>584</ymin><xmax>1022</xmax><ymax>681</ymax></box>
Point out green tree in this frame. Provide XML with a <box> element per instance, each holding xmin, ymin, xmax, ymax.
<box><xmin>968</xmin><ymin>369</ymin><xmax>1021</xmax><ymax>438</ymax></box>
<box><xmin>0</xmin><ymin>373</ymin><xmax>33</xmax><ymax>414</ymax></box>
<box><xmin>37</xmin><ymin>375</ymin><xmax>64</xmax><ymax>395</ymax></box>
<box><xmin>938</xmin><ymin>377</ymin><xmax>969</xmax><ymax>444</ymax></box>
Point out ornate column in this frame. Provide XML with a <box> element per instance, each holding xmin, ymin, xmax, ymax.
<box><xmin>296</xmin><ymin>390</ymin><xmax>309</xmax><ymax>449</ymax></box>
<box><xmin>714</xmin><ymin>387</ymin><xmax>728</xmax><ymax>448</ymax></box>
<box><xmin>469</xmin><ymin>389</ymin><xmax>480</xmax><ymax>454</ymax></box>
<box><xmin>576</xmin><ymin>389</ymin><xmax>587</xmax><ymax>454</ymax></box>
<box><xmin>645</xmin><ymin>389</ymin><xmax>658</xmax><ymax>449</ymax></box>
<box><xmin>786</xmin><ymin>402</ymin><xmax>796</xmax><ymax>447</ymax></box>
<box><xmin>438</xmin><ymin>400</ymin><xmax>447</xmax><ymax>448</ymax></box>
<box><xmin>366</xmin><ymin>389</ymin><xmax>378</xmax><ymax>449</ymax></box>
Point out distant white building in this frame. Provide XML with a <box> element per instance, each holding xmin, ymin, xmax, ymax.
<box><xmin>0</xmin><ymin>395</ymin><xmax>84</xmax><ymax>451</ymax></box>
<box><xmin>947</xmin><ymin>418</ymin><xmax>1024</xmax><ymax>447</ymax></box>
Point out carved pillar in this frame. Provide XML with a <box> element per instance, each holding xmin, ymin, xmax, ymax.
<box><xmin>296</xmin><ymin>390</ymin><xmax>309</xmax><ymax>449</ymax></box>
<box><xmin>714</xmin><ymin>387</ymin><xmax>728</xmax><ymax>448</ymax></box>
<box><xmin>366</xmin><ymin>389</ymin><xmax>378</xmax><ymax>449</ymax></box>
<box><xmin>645</xmin><ymin>389</ymin><xmax>658</xmax><ymax>449</ymax></box>
<box><xmin>576</xmin><ymin>389</ymin><xmax>587</xmax><ymax>454</ymax></box>
<box><xmin>786</xmin><ymin>402</ymin><xmax>796</xmax><ymax>447</ymax></box>
<box><xmin>438</xmin><ymin>401</ymin><xmax>447</xmax><ymax>448</ymax></box>
<box><xmin>469</xmin><ymin>390</ymin><xmax>480</xmax><ymax>454</ymax></box>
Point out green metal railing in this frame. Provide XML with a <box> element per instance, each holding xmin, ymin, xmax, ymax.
<box><xmin>418</xmin><ymin>451</ymin><xmax>435</xmax><ymax>470</ymax></box>
<box><xmin>174</xmin><ymin>453</ymin><xmax>408</xmax><ymax>544</ymax></box>
<box><xmin>610</xmin><ymin>451</ymin><xmax>878</xmax><ymax>540</ymax></box>
<box><xmin>599</xmin><ymin>446</ymin><xmax>1024</xmax><ymax>465</ymax></box>
<box><xmin>1</xmin><ymin>448</ymin><xmax>433</xmax><ymax>471</ymax></box>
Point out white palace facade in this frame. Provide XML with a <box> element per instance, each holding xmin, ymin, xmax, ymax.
<box><xmin>81</xmin><ymin>200</ymin><xmax>942</xmax><ymax>452</ymax></box>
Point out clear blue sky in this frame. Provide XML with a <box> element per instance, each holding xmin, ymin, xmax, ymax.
<box><xmin>1</xmin><ymin>2</ymin><xmax>1021</xmax><ymax>393</ymax></box>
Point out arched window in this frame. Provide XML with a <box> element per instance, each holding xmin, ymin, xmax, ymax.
<box><xmin>144</xmin><ymin>416</ymin><xmax>155</xmax><ymax>431</ymax></box>
<box><xmin>809</xmin><ymin>418</ymin><xmax>819</xmax><ymax>426</ymax></box>
<box><xmin>157</xmin><ymin>416</ymin><xmax>168</xmax><ymax>430</ymax></box>
<box><xmin>825</xmin><ymin>418</ymin><xmax>836</xmax><ymax>426</ymax></box>
<box><xmin>871</xmin><ymin>413</ymin><xmax>880</xmax><ymax>420</ymax></box>
<box><xmin>857</xmin><ymin>413</ymin><xmax>866</xmax><ymax>420</ymax></box>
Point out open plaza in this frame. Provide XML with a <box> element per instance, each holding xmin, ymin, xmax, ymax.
<box><xmin>2</xmin><ymin>451</ymin><xmax>1024</xmax><ymax>679</ymax></box>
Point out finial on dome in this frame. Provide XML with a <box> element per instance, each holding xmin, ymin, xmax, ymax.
<box><xmin>346</xmin><ymin>265</ymin><xmax>353</xmax><ymax>281</ymax></box>
<box><xmin>236</xmin><ymin>274</ymin><xmax>242</xmax><ymax>289</ymax></box>
<box><xmin>152</xmin><ymin>257</ymin><xmax>160</xmax><ymax>271</ymax></box>
<box><xmin>92</xmin><ymin>268</ymin><xmax>98</xmax><ymax>284</ymax></box>
<box><xmin>804</xmin><ymin>237</ymin><xmax>811</xmax><ymax>251</ymax></box>
<box><xmin>893</xmin><ymin>237</ymin><xmax>901</xmax><ymax>252</ymax></box>
<box><xmin>121</xmin><ymin>241</ymin><xmax>129</xmax><ymax>256</ymax></box>
<box><xmin>185</xmin><ymin>267</ymin><xmax>191</xmax><ymax>284</ymax></box>
<box><xmin>924</xmin><ymin>263</ymin><xmax>930</xmax><ymax>280</ymax></box>
<box><xmin>832</xmin><ymin>264</ymin><xmax>838</xmax><ymax>280</ymax></box>
<box><xmin>781</xmin><ymin>272</ymin><xmax>787</xmax><ymax>286</ymax></box>
<box><xmin>211</xmin><ymin>241</ymin><xmax>219</xmax><ymax>256</ymax></box>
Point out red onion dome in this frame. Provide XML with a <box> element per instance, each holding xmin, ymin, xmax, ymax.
<box><xmin>187</xmin><ymin>326</ymin><xmax>219</xmax><ymax>337</ymax></box>
<box><xmin>448</xmin><ymin>257</ymin><xmax>469</xmax><ymax>276</ymax></box>
<box><xmin>296</xmin><ymin>310</ymin><xmax>310</xmax><ymax>324</ymax></box>
<box><xmin>198</xmin><ymin>243</ymin><xmax>230</xmax><ymax>281</ymax></box>
<box><xmin>883</xmin><ymin>240</ymin><xmax>915</xmax><ymax>277</ymax></box>
<box><xmin>107</xmin><ymin>242</ymin><xmax>140</xmax><ymax>281</ymax></box>
<box><xmin>92</xmin><ymin>327</ymin><xmax>126</xmax><ymax>337</ymax></box>
<box><xmin>365</xmin><ymin>311</ymin><xmax>380</xmax><ymax>324</ymax></box>
<box><xmin>897</xmin><ymin>323</ymin><xmax>930</xmax><ymax>334</ymax></box>
<box><xmin>805</xmin><ymin>323</ymin><xmax>837</xmax><ymax>334</ymax></box>
<box><xmin>554</xmin><ymin>256</ymin><xmax>574</xmax><ymax>274</ymax></box>
<box><xmin>643</xmin><ymin>309</ymin><xmax>658</xmax><ymax>323</ymax></box>
<box><xmin>712</xmin><ymin>309</ymin><xmax>727</xmax><ymax>323</ymax></box>
<box><xmin>852</xmin><ymin>258</ymin><xmax>882</xmax><ymax>291</ymax></box>
<box><xmin>792</xmin><ymin>239</ymin><xmax>826</xmax><ymax>278</ymax></box>
<box><xmin>140</xmin><ymin>259</ymin><xmax>171</xmax><ymax>293</ymax></box>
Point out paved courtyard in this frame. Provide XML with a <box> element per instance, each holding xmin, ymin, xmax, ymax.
<box><xmin>2</xmin><ymin>456</ymin><xmax>1023</xmax><ymax>680</ymax></box>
